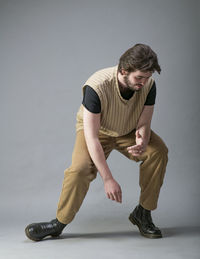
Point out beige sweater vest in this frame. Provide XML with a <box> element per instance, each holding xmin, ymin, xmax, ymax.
<box><xmin>76</xmin><ymin>65</ymin><xmax>154</xmax><ymax>137</ymax></box>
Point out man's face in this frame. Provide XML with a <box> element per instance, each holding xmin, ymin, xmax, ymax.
<box><xmin>123</xmin><ymin>70</ymin><xmax>153</xmax><ymax>91</ymax></box>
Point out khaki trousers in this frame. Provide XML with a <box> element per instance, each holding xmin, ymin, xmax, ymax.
<box><xmin>56</xmin><ymin>129</ymin><xmax>168</xmax><ymax>224</ymax></box>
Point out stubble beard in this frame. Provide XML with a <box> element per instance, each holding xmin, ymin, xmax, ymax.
<box><xmin>124</xmin><ymin>75</ymin><xmax>141</xmax><ymax>92</ymax></box>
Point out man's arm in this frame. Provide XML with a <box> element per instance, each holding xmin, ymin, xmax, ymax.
<box><xmin>83</xmin><ymin>107</ymin><xmax>122</xmax><ymax>203</ymax></box>
<box><xmin>127</xmin><ymin>105</ymin><xmax>154</xmax><ymax>156</ymax></box>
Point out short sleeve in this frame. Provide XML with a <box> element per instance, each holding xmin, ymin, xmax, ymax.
<box><xmin>144</xmin><ymin>81</ymin><xmax>156</xmax><ymax>105</ymax></box>
<box><xmin>82</xmin><ymin>85</ymin><xmax>101</xmax><ymax>113</ymax></box>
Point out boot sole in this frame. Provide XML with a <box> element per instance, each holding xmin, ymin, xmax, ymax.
<box><xmin>129</xmin><ymin>215</ymin><xmax>162</xmax><ymax>239</ymax></box>
<box><xmin>25</xmin><ymin>226</ymin><xmax>61</xmax><ymax>242</ymax></box>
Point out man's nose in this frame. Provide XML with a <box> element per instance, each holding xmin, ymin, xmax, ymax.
<box><xmin>141</xmin><ymin>78</ymin><xmax>147</xmax><ymax>85</ymax></box>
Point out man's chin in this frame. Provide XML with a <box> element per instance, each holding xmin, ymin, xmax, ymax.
<box><xmin>127</xmin><ymin>85</ymin><xmax>141</xmax><ymax>92</ymax></box>
<box><xmin>134</xmin><ymin>85</ymin><xmax>143</xmax><ymax>91</ymax></box>
<box><xmin>134</xmin><ymin>87</ymin><xmax>142</xmax><ymax>91</ymax></box>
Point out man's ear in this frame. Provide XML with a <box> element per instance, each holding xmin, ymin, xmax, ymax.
<box><xmin>121</xmin><ymin>69</ymin><xmax>128</xmax><ymax>76</ymax></box>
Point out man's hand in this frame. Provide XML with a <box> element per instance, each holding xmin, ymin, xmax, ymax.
<box><xmin>127</xmin><ymin>105</ymin><xmax>154</xmax><ymax>157</ymax></box>
<box><xmin>127</xmin><ymin>130</ymin><xmax>148</xmax><ymax>157</ymax></box>
<box><xmin>104</xmin><ymin>178</ymin><xmax>122</xmax><ymax>203</ymax></box>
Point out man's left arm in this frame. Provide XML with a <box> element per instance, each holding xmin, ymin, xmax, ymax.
<box><xmin>127</xmin><ymin>105</ymin><xmax>154</xmax><ymax>156</ymax></box>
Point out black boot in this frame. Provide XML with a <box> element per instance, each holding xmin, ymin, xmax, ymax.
<box><xmin>129</xmin><ymin>204</ymin><xmax>162</xmax><ymax>239</ymax></box>
<box><xmin>25</xmin><ymin>219</ymin><xmax>67</xmax><ymax>241</ymax></box>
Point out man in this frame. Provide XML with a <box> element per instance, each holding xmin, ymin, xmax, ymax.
<box><xmin>25</xmin><ymin>43</ymin><xmax>168</xmax><ymax>241</ymax></box>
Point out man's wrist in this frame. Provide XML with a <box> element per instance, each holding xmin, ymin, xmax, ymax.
<box><xmin>102</xmin><ymin>175</ymin><xmax>114</xmax><ymax>182</ymax></box>
<box><xmin>138</xmin><ymin>129</ymin><xmax>150</xmax><ymax>144</ymax></box>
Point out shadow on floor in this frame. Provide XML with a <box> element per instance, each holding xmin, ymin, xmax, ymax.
<box><xmin>39</xmin><ymin>225</ymin><xmax>200</xmax><ymax>242</ymax></box>
<box><xmin>162</xmin><ymin>225</ymin><xmax>200</xmax><ymax>238</ymax></box>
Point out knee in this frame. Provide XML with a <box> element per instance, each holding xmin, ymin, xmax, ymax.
<box><xmin>64</xmin><ymin>160</ymin><xmax>97</xmax><ymax>180</ymax></box>
<box><xmin>154</xmin><ymin>142</ymin><xmax>168</xmax><ymax>162</ymax></box>
<box><xmin>147</xmin><ymin>140</ymin><xmax>168</xmax><ymax>162</ymax></box>
<box><xmin>149</xmin><ymin>132</ymin><xmax>168</xmax><ymax>158</ymax></box>
<box><xmin>159</xmin><ymin>141</ymin><xmax>168</xmax><ymax>157</ymax></box>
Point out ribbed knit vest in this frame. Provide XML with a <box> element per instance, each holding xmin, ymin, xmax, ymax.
<box><xmin>76</xmin><ymin>65</ymin><xmax>154</xmax><ymax>137</ymax></box>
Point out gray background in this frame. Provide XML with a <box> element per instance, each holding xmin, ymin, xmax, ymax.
<box><xmin>0</xmin><ymin>0</ymin><xmax>200</xmax><ymax>258</ymax></box>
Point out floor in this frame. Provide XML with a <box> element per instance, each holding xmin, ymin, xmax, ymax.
<box><xmin>1</xmin><ymin>219</ymin><xmax>199</xmax><ymax>259</ymax></box>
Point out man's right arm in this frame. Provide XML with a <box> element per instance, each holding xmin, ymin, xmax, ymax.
<box><xmin>83</xmin><ymin>107</ymin><xmax>122</xmax><ymax>203</ymax></box>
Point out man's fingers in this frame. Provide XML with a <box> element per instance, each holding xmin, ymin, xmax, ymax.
<box><xmin>107</xmin><ymin>193</ymin><xmax>114</xmax><ymax>200</ymax></box>
<box><xmin>128</xmin><ymin>148</ymin><xmax>142</xmax><ymax>154</ymax></box>
<box><xmin>115</xmin><ymin>192</ymin><xmax>121</xmax><ymax>203</ymax></box>
<box><xmin>127</xmin><ymin>145</ymin><xmax>143</xmax><ymax>151</ymax></box>
<box><xmin>127</xmin><ymin>144</ymin><xmax>146</xmax><ymax>156</ymax></box>
<box><xmin>107</xmin><ymin>192</ymin><xmax>122</xmax><ymax>203</ymax></box>
<box><xmin>116</xmin><ymin>190</ymin><xmax>122</xmax><ymax>203</ymax></box>
<box><xmin>113</xmin><ymin>193</ymin><xmax>118</xmax><ymax>202</ymax></box>
<box><xmin>109</xmin><ymin>193</ymin><xmax>115</xmax><ymax>201</ymax></box>
<box><xmin>129</xmin><ymin>149</ymin><xmax>144</xmax><ymax>156</ymax></box>
<box><xmin>118</xmin><ymin>192</ymin><xmax>122</xmax><ymax>203</ymax></box>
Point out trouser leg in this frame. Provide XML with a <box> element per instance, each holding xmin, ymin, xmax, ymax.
<box><xmin>138</xmin><ymin>131</ymin><xmax>168</xmax><ymax>210</ymax></box>
<box><xmin>56</xmin><ymin>130</ymin><xmax>113</xmax><ymax>224</ymax></box>
<box><xmin>115</xmin><ymin>130</ymin><xmax>168</xmax><ymax>211</ymax></box>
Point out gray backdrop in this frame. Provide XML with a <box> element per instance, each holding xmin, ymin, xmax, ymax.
<box><xmin>0</xmin><ymin>0</ymin><xmax>199</xmax><ymax>231</ymax></box>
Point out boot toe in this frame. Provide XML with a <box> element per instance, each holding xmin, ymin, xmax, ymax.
<box><xmin>25</xmin><ymin>224</ymin><xmax>44</xmax><ymax>241</ymax></box>
<box><xmin>129</xmin><ymin>205</ymin><xmax>163</xmax><ymax>239</ymax></box>
<box><xmin>144</xmin><ymin>224</ymin><xmax>162</xmax><ymax>238</ymax></box>
<box><xmin>25</xmin><ymin>219</ymin><xmax>66</xmax><ymax>241</ymax></box>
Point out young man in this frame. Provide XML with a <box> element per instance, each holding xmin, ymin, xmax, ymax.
<box><xmin>25</xmin><ymin>43</ymin><xmax>168</xmax><ymax>241</ymax></box>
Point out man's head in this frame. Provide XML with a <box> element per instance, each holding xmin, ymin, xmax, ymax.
<box><xmin>118</xmin><ymin>43</ymin><xmax>161</xmax><ymax>75</ymax></box>
<box><xmin>117</xmin><ymin>44</ymin><xmax>161</xmax><ymax>91</ymax></box>
<box><xmin>122</xmin><ymin>70</ymin><xmax>153</xmax><ymax>91</ymax></box>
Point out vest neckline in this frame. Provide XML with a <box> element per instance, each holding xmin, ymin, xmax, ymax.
<box><xmin>114</xmin><ymin>65</ymin><xmax>138</xmax><ymax>104</ymax></box>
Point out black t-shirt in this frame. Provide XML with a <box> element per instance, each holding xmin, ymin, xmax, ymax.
<box><xmin>82</xmin><ymin>82</ymin><xmax>156</xmax><ymax>114</ymax></box>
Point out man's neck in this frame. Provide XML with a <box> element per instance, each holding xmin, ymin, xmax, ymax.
<box><xmin>117</xmin><ymin>72</ymin><xmax>134</xmax><ymax>93</ymax></box>
<box><xmin>117</xmin><ymin>71</ymin><xmax>126</xmax><ymax>88</ymax></box>
<box><xmin>117</xmin><ymin>72</ymin><xmax>135</xmax><ymax>100</ymax></box>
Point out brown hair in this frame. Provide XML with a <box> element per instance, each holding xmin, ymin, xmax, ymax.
<box><xmin>118</xmin><ymin>43</ymin><xmax>161</xmax><ymax>74</ymax></box>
